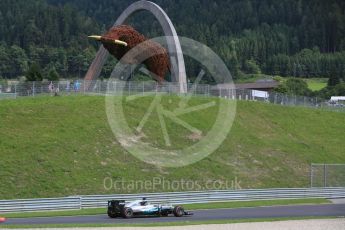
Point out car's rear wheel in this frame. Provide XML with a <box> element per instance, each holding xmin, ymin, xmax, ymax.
<box><xmin>107</xmin><ymin>211</ymin><xmax>117</xmax><ymax>218</ymax></box>
<box><xmin>173</xmin><ymin>206</ymin><xmax>184</xmax><ymax>217</ymax></box>
<box><xmin>122</xmin><ymin>207</ymin><xmax>133</xmax><ymax>218</ymax></box>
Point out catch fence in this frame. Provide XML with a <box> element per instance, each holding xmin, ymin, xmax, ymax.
<box><xmin>0</xmin><ymin>80</ymin><xmax>343</xmax><ymax>112</ymax></box>
<box><xmin>311</xmin><ymin>164</ymin><xmax>345</xmax><ymax>188</ymax></box>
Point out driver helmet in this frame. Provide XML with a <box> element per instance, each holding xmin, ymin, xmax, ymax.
<box><xmin>140</xmin><ymin>197</ymin><xmax>148</xmax><ymax>206</ymax></box>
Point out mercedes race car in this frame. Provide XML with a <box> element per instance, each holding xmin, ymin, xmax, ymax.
<box><xmin>107</xmin><ymin>198</ymin><xmax>193</xmax><ymax>218</ymax></box>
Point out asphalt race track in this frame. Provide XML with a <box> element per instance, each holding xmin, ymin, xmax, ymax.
<box><xmin>3</xmin><ymin>204</ymin><xmax>345</xmax><ymax>225</ymax></box>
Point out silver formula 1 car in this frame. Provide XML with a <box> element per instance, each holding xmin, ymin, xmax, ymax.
<box><xmin>107</xmin><ymin>198</ymin><xmax>193</xmax><ymax>218</ymax></box>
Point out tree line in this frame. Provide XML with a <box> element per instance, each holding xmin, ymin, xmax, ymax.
<box><xmin>1</xmin><ymin>0</ymin><xmax>344</xmax><ymax>92</ymax></box>
<box><xmin>0</xmin><ymin>0</ymin><xmax>101</xmax><ymax>80</ymax></box>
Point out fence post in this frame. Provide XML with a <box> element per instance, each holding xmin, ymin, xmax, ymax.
<box><xmin>142</xmin><ymin>81</ymin><xmax>145</xmax><ymax>95</ymax></box>
<box><xmin>310</xmin><ymin>164</ymin><xmax>313</xmax><ymax>188</ymax></box>
<box><xmin>32</xmin><ymin>82</ymin><xmax>35</xmax><ymax>97</ymax></box>
<box><xmin>79</xmin><ymin>196</ymin><xmax>82</xmax><ymax>210</ymax></box>
<box><xmin>324</xmin><ymin>164</ymin><xmax>327</xmax><ymax>188</ymax></box>
<box><xmin>304</xmin><ymin>97</ymin><xmax>306</xmax><ymax>107</ymax></box>
<box><xmin>14</xmin><ymin>83</ymin><xmax>17</xmax><ymax>99</ymax></box>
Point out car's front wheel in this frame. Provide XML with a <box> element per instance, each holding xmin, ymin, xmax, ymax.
<box><xmin>173</xmin><ymin>206</ymin><xmax>184</xmax><ymax>217</ymax></box>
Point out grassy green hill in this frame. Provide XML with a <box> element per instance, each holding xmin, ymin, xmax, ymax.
<box><xmin>0</xmin><ymin>95</ymin><xmax>344</xmax><ymax>199</ymax></box>
<box><xmin>304</xmin><ymin>78</ymin><xmax>328</xmax><ymax>91</ymax></box>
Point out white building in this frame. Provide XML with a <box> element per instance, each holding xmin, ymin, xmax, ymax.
<box><xmin>330</xmin><ymin>96</ymin><xmax>345</xmax><ymax>102</ymax></box>
<box><xmin>252</xmin><ymin>90</ymin><xmax>269</xmax><ymax>100</ymax></box>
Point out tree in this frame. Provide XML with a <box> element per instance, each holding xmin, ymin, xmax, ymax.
<box><xmin>274</xmin><ymin>84</ymin><xmax>288</xmax><ymax>94</ymax></box>
<box><xmin>9</xmin><ymin>45</ymin><xmax>28</xmax><ymax>77</ymax></box>
<box><xmin>328</xmin><ymin>75</ymin><xmax>340</xmax><ymax>87</ymax></box>
<box><xmin>317</xmin><ymin>83</ymin><xmax>345</xmax><ymax>99</ymax></box>
<box><xmin>0</xmin><ymin>44</ymin><xmax>10</xmax><ymax>78</ymax></box>
<box><xmin>334</xmin><ymin>83</ymin><xmax>345</xmax><ymax>96</ymax></box>
<box><xmin>275</xmin><ymin>78</ymin><xmax>311</xmax><ymax>96</ymax></box>
<box><xmin>328</xmin><ymin>70</ymin><xmax>340</xmax><ymax>87</ymax></box>
<box><xmin>47</xmin><ymin>66</ymin><xmax>59</xmax><ymax>81</ymax></box>
<box><xmin>243</xmin><ymin>59</ymin><xmax>261</xmax><ymax>74</ymax></box>
<box><xmin>26</xmin><ymin>62</ymin><xmax>42</xmax><ymax>81</ymax></box>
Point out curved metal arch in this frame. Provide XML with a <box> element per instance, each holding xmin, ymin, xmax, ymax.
<box><xmin>85</xmin><ymin>0</ymin><xmax>187</xmax><ymax>92</ymax></box>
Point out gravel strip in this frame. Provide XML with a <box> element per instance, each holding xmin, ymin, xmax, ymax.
<box><xmin>14</xmin><ymin>218</ymin><xmax>345</xmax><ymax>230</ymax></box>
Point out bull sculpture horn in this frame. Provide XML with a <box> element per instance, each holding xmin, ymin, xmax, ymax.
<box><xmin>88</xmin><ymin>35</ymin><xmax>127</xmax><ymax>47</ymax></box>
<box><xmin>112</xmin><ymin>40</ymin><xmax>128</xmax><ymax>46</ymax></box>
<box><xmin>88</xmin><ymin>35</ymin><xmax>102</xmax><ymax>40</ymax></box>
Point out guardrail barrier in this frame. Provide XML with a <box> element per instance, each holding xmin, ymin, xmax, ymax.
<box><xmin>1</xmin><ymin>188</ymin><xmax>344</xmax><ymax>213</ymax></box>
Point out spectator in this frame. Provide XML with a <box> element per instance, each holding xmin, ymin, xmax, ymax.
<box><xmin>48</xmin><ymin>81</ymin><xmax>54</xmax><ymax>95</ymax></box>
<box><xmin>74</xmin><ymin>80</ymin><xmax>81</xmax><ymax>92</ymax></box>
<box><xmin>54</xmin><ymin>86</ymin><xmax>60</xmax><ymax>96</ymax></box>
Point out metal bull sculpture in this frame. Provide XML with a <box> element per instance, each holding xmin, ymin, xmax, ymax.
<box><xmin>89</xmin><ymin>25</ymin><xmax>170</xmax><ymax>82</ymax></box>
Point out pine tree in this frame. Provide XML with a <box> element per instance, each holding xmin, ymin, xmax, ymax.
<box><xmin>328</xmin><ymin>72</ymin><xmax>340</xmax><ymax>86</ymax></box>
<box><xmin>48</xmin><ymin>66</ymin><xmax>59</xmax><ymax>81</ymax></box>
<box><xmin>26</xmin><ymin>62</ymin><xmax>42</xmax><ymax>81</ymax></box>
